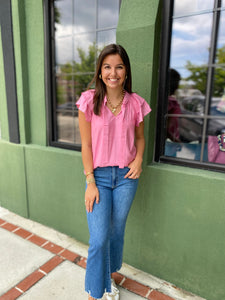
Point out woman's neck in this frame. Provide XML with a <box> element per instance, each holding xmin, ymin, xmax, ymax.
<box><xmin>106</xmin><ymin>88</ymin><xmax>124</xmax><ymax>100</ymax></box>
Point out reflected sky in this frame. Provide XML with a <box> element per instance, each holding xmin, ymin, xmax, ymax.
<box><xmin>171</xmin><ymin>5</ymin><xmax>225</xmax><ymax>78</ymax></box>
<box><xmin>170</xmin><ymin>14</ymin><xmax>213</xmax><ymax>75</ymax></box>
<box><xmin>173</xmin><ymin>0</ymin><xmax>214</xmax><ymax>16</ymax></box>
<box><xmin>217</xmin><ymin>10</ymin><xmax>225</xmax><ymax>50</ymax></box>
<box><xmin>54</xmin><ymin>0</ymin><xmax>119</xmax><ymax>65</ymax></box>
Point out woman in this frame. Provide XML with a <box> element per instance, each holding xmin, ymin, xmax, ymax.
<box><xmin>77</xmin><ymin>44</ymin><xmax>151</xmax><ymax>300</ymax></box>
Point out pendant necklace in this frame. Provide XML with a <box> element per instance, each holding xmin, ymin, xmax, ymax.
<box><xmin>107</xmin><ymin>90</ymin><xmax>125</xmax><ymax>114</ymax></box>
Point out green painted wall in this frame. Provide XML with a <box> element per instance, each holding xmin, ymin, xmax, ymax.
<box><xmin>0</xmin><ymin>1</ymin><xmax>225</xmax><ymax>300</ymax></box>
<box><xmin>11</xmin><ymin>0</ymin><xmax>46</xmax><ymax>146</ymax></box>
<box><xmin>0</xmin><ymin>141</ymin><xmax>28</xmax><ymax>217</ymax></box>
<box><xmin>24</xmin><ymin>145</ymin><xmax>89</xmax><ymax>242</ymax></box>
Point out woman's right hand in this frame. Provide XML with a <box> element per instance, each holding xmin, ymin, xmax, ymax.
<box><xmin>85</xmin><ymin>183</ymin><xmax>99</xmax><ymax>213</ymax></box>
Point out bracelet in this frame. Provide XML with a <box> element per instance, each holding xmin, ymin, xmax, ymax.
<box><xmin>85</xmin><ymin>171</ymin><xmax>94</xmax><ymax>177</ymax></box>
<box><xmin>86</xmin><ymin>177</ymin><xmax>95</xmax><ymax>184</ymax></box>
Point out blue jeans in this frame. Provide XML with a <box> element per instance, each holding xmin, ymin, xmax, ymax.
<box><xmin>85</xmin><ymin>166</ymin><xmax>139</xmax><ymax>299</ymax></box>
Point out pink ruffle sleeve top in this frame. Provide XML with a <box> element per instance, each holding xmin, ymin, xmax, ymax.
<box><xmin>76</xmin><ymin>89</ymin><xmax>151</xmax><ymax>169</ymax></box>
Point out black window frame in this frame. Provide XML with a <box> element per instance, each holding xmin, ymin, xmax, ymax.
<box><xmin>44</xmin><ymin>0</ymin><xmax>79</xmax><ymax>151</ymax></box>
<box><xmin>155</xmin><ymin>0</ymin><xmax>225</xmax><ymax>173</ymax></box>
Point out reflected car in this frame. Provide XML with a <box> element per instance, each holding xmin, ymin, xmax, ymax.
<box><xmin>57</xmin><ymin>102</ymin><xmax>78</xmax><ymax>116</ymax></box>
<box><xmin>178</xmin><ymin>96</ymin><xmax>225</xmax><ymax>142</ymax></box>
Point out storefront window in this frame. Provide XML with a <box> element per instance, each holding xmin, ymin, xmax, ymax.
<box><xmin>156</xmin><ymin>0</ymin><xmax>225</xmax><ymax>171</ymax></box>
<box><xmin>48</xmin><ymin>0</ymin><xmax>121</xmax><ymax>148</ymax></box>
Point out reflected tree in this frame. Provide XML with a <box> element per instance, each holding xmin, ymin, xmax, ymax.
<box><xmin>185</xmin><ymin>45</ymin><xmax>225</xmax><ymax>96</ymax></box>
<box><xmin>57</xmin><ymin>43</ymin><xmax>98</xmax><ymax>104</ymax></box>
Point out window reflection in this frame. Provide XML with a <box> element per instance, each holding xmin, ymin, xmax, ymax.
<box><xmin>211</xmin><ymin>67</ymin><xmax>225</xmax><ymax>116</ymax></box>
<box><xmin>98</xmin><ymin>0</ymin><xmax>120</xmax><ymax>29</ymax></box>
<box><xmin>170</xmin><ymin>14</ymin><xmax>212</xmax><ymax>69</ymax></box>
<box><xmin>54</xmin><ymin>0</ymin><xmax>73</xmax><ymax>37</ymax></box>
<box><xmin>165</xmin><ymin>117</ymin><xmax>205</xmax><ymax>160</ymax></box>
<box><xmin>173</xmin><ymin>0</ymin><xmax>214</xmax><ymax>17</ymax></box>
<box><xmin>205</xmin><ymin>120</ymin><xmax>225</xmax><ymax>164</ymax></box>
<box><xmin>74</xmin><ymin>33</ymin><xmax>96</xmax><ymax>63</ymax></box>
<box><xmin>97</xmin><ymin>29</ymin><xmax>116</xmax><ymax>49</ymax></box>
<box><xmin>74</xmin><ymin>0</ymin><xmax>95</xmax><ymax>33</ymax></box>
<box><xmin>53</xmin><ymin>0</ymin><xmax>120</xmax><ymax>146</ymax></box>
<box><xmin>55</xmin><ymin>37</ymin><xmax>73</xmax><ymax>65</ymax></box>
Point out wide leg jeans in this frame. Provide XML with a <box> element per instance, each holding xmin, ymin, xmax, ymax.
<box><xmin>85</xmin><ymin>166</ymin><xmax>138</xmax><ymax>299</ymax></box>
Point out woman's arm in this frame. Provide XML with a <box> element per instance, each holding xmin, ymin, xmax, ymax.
<box><xmin>124</xmin><ymin>121</ymin><xmax>145</xmax><ymax>179</ymax></box>
<box><xmin>78</xmin><ymin>111</ymin><xmax>99</xmax><ymax>212</ymax></box>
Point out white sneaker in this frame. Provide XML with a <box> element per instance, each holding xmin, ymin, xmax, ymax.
<box><xmin>105</xmin><ymin>279</ymin><xmax>120</xmax><ymax>300</ymax></box>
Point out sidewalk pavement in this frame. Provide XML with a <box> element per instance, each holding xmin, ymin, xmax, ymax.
<box><xmin>0</xmin><ymin>207</ymin><xmax>206</xmax><ymax>300</ymax></box>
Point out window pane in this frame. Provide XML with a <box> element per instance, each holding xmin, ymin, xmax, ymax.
<box><xmin>56</xmin><ymin>75</ymin><xmax>74</xmax><ymax>106</ymax></box>
<box><xmin>56</xmin><ymin>112</ymin><xmax>81</xmax><ymax>145</ymax></box>
<box><xmin>173</xmin><ymin>0</ymin><xmax>214</xmax><ymax>17</ymax></box>
<box><xmin>216</xmin><ymin>10</ymin><xmax>225</xmax><ymax>59</ymax></box>
<box><xmin>170</xmin><ymin>14</ymin><xmax>213</xmax><ymax>70</ymax></box>
<box><xmin>74</xmin><ymin>75</ymin><xmax>94</xmax><ymax>99</ymax></box>
<box><xmin>97</xmin><ymin>0</ymin><xmax>120</xmax><ymax>29</ymax></box>
<box><xmin>166</xmin><ymin>67</ymin><xmax>207</xmax><ymax>140</ymax></box>
<box><xmin>97</xmin><ymin>29</ymin><xmax>116</xmax><ymax>49</ymax></box>
<box><xmin>211</xmin><ymin>67</ymin><xmax>225</xmax><ymax>116</ymax></box>
<box><xmin>54</xmin><ymin>0</ymin><xmax>73</xmax><ymax>37</ymax></box>
<box><xmin>55</xmin><ymin>37</ymin><xmax>73</xmax><ymax>65</ymax></box>
<box><xmin>74</xmin><ymin>0</ymin><xmax>96</xmax><ymax>33</ymax></box>
<box><xmin>74</xmin><ymin>33</ymin><xmax>96</xmax><ymax>64</ymax></box>
<box><xmin>204</xmin><ymin>119</ymin><xmax>225</xmax><ymax>164</ymax></box>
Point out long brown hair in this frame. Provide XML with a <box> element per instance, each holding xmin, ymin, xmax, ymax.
<box><xmin>88</xmin><ymin>44</ymin><xmax>132</xmax><ymax>115</ymax></box>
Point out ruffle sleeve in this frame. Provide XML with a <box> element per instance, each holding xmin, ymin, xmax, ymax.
<box><xmin>76</xmin><ymin>90</ymin><xmax>94</xmax><ymax>122</ymax></box>
<box><xmin>132</xmin><ymin>93</ymin><xmax>151</xmax><ymax>126</ymax></box>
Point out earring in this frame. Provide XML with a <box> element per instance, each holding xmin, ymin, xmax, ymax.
<box><xmin>125</xmin><ymin>75</ymin><xmax>127</xmax><ymax>79</ymax></box>
<box><xmin>99</xmin><ymin>74</ymin><xmax>102</xmax><ymax>79</ymax></box>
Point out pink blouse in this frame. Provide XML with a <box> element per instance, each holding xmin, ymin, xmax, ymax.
<box><xmin>76</xmin><ymin>89</ymin><xmax>151</xmax><ymax>169</ymax></box>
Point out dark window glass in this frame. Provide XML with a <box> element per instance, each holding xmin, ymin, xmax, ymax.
<box><xmin>156</xmin><ymin>0</ymin><xmax>225</xmax><ymax>171</ymax></box>
<box><xmin>50</xmin><ymin>0</ymin><xmax>120</xmax><ymax>148</ymax></box>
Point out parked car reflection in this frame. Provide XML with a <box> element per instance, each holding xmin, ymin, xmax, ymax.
<box><xmin>178</xmin><ymin>95</ymin><xmax>225</xmax><ymax>142</ymax></box>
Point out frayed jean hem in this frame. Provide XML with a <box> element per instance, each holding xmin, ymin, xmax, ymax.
<box><xmin>86</xmin><ymin>289</ymin><xmax>107</xmax><ymax>299</ymax></box>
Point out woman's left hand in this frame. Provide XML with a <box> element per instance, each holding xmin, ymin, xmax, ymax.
<box><xmin>124</xmin><ymin>157</ymin><xmax>143</xmax><ymax>179</ymax></box>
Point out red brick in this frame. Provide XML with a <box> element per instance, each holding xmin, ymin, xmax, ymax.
<box><xmin>40</xmin><ymin>256</ymin><xmax>64</xmax><ymax>274</ymax></box>
<box><xmin>17</xmin><ymin>270</ymin><xmax>45</xmax><ymax>292</ymax></box>
<box><xmin>148</xmin><ymin>290</ymin><xmax>175</xmax><ymax>300</ymax></box>
<box><xmin>0</xmin><ymin>288</ymin><xmax>22</xmax><ymax>300</ymax></box>
<box><xmin>42</xmin><ymin>242</ymin><xmax>64</xmax><ymax>254</ymax></box>
<box><xmin>122</xmin><ymin>278</ymin><xmax>150</xmax><ymax>298</ymax></box>
<box><xmin>60</xmin><ymin>249</ymin><xmax>80</xmax><ymax>262</ymax></box>
<box><xmin>112</xmin><ymin>272</ymin><xmax>125</xmax><ymax>285</ymax></box>
<box><xmin>0</xmin><ymin>218</ymin><xmax>6</xmax><ymax>226</ymax></box>
<box><xmin>27</xmin><ymin>234</ymin><xmax>47</xmax><ymax>247</ymax></box>
<box><xmin>1</xmin><ymin>222</ymin><xmax>18</xmax><ymax>232</ymax></box>
<box><xmin>14</xmin><ymin>228</ymin><xmax>32</xmax><ymax>239</ymax></box>
<box><xmin>76</xmin><ymin>257</ymin><xmax>87</xmax><ymax>269</ymax></box>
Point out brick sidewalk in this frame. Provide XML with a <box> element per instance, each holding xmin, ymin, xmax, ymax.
<box><xmin>0</xmin><ymin>217</ymin><xmax>175</xmax><ymax>300</ymax></box>
<box><xmin>0</xmin><ymin>208</ymin><xmax>206</xmax><ymax>300</ymax></box>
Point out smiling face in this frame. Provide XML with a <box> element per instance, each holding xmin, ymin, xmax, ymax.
<box><xmin>101</xmin><ymin>54</ymin><xmax>126</xmax><ymax>92</ymax></box>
